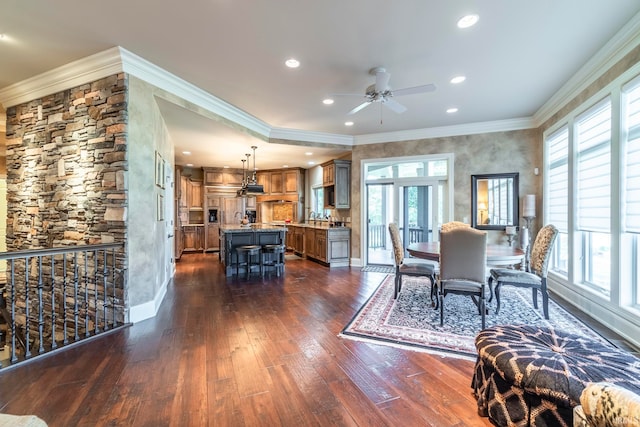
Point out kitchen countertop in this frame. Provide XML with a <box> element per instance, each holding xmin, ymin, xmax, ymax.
<box><xmin>220</xmin><ymin>224</ymin><xmax>287</xmax><ymax>232</ymax></box>
<box><xmin>276</xmin><ymin>222</ymin><xmax>350</xmax><ymax>230</ymax></box>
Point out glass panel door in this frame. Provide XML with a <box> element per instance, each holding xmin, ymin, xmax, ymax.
<box><xmin>366</xmin><ymin>183</ymin><xmax>394</xmax><ymax>265</ymax></box>
<box><xmin>395</xmin><ymin>179</ymin><xmax>439</xmax><ymax>257</ymax></box>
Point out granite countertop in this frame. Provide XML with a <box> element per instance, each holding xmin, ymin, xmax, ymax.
<box><xmin>220</xmin><ymin>224</ymin><xmax>287</xmax><ymax>232</ymax></box>
<box><xmin>280</xmin><ymin>222</ymin><xmax>350</xmax><ymax>230</ymax></box>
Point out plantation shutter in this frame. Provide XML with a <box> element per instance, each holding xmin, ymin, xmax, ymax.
<box><xmin>576</xmin><ymin>99</ymin><xmax>611</xmax><ymax>233</ymax></box>
<box><xmin>547</xmin><ymin>127</ymin><xmax>569</xmax><ymax>233</ymax></box>
<box><xmin>624</xmin><ymin>79</ymin><xmax>640</xmax><ymax>233</ymax></box>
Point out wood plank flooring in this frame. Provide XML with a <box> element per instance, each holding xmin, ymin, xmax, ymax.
<box><xmin>0</xmin><ymin>253</ymin><xmax>493</xmax><ymax>426</ymax></box>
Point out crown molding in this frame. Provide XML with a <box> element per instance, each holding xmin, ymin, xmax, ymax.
<box><xmin>533</xmin><ymin>11</ymin><xmax>640</xmax><ymax>127</ymax></box>
<box><xmin>353</xmin><ymin>117</ymin><xmax>535</xmax><ymax>145</ymax></box>
<box><xmin>119</xmin><ymin>47</ymin><xmax>272</xmax><ymax>138</ymax></box>
<box><xmin>0</xmin><ymin>47</ymin><xmax>123</xmax><ymax>108</ymax></box>
<box><xmin>269</xmin><ymin>127</ymin><xmax>354</xmax><ymax>146</ymax></box>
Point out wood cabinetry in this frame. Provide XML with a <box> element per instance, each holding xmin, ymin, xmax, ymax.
<box><xmin>206</xmin><ymin>224</ymin><xmax>220</xmax><ymax>251</ymax></box>
<box><xmin>256</xmin><ymin>168</ymin><xmax>305</xmax><ymax>202</ymax></box>
<box><xmin>304</xmin><ymin>227</ymin><xmax>350</xmax><ymax>267</ymax></box>
<box><xmin>188</xmin><ymin>180</ymin><xmax>203</xmax><ymax>210</ymax></box>
<box><xmin>287</xmin><ymin>225</ymin><xmax>305</xmax><ymax>255</ymax></box>
<box><xmin>183</xmin><ymin>225</ymin><xmax>204</xmax><ymax>252</ymax></box>
<box><xmin>322</xmin><ymin>160</ymin><xmax>351</xmax><ymax>209</ymax></box>
<box><xmin>203</xmin><ymin>168</ymin><xmax>244</xmax><ymax>187</ymax></box>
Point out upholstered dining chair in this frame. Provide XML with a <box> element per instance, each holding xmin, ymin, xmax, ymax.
<box><xmin>488</xmin><ymin>224</ymin><xmax>559</xmax><ymax>319</ymax></box>
<box><xmin>439</xmin><ymin>226</ymin><xmax>488</xmax><ymax>328</ymax></box>
<box><xmin>440</xmin><ymin>221</ymin><xmax>470</xmax><ymax>233</ymax></box>
<box><xmin>388</xmin><ymin>223</ymin><xmax>436</xmax><ymax>300</ymax></box>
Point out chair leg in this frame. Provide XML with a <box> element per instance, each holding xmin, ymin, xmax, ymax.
<box><xmin>480</xmin><ymin>295</ymin><xmax>486</xmax><ymax>329</ymax></box>
<box><xmin>532</xmin><ymin>288</ymin><xmax>539</xmax><ymax>309</ymax></box>
<box><xmin>439</xmin><ymin>292</ymin><xmax>444</xmax><ymax>326</ymax></box>
<box><xmin>541</xmin><ymin>279</ymin><xmax>549</xmax><ymax>319</ymax></box>
<box><xmin>495</xmin><ymin>283</ymin><xmax>502</xmax><ymax>314</ymax></box>
<box><xmin>487</xmin><ymin>277</ymin><xmax>494</xmax><ymax>302</ymax></box>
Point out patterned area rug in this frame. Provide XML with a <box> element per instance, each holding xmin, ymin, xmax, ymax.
<box><xmin>361</xmin><ymin>265</ymin><xmax>395</xmax><ymax>273</ymax></box>
<box><xmin>340</xmin><ymin>275</ymin><xmax>608</xmax><ymax>360</ymax></box>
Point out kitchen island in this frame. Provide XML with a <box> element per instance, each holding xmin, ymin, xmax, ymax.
<box><xmin>219</xmin><ymin>224</ymin><xmax>287</xmax><ymax>276</ymax></box>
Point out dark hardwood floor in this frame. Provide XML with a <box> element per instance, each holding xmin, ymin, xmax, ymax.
<box><xmin>0</xmin><ymin>253</ymin><xmax>493</xmax><ymax>426</ymax></box>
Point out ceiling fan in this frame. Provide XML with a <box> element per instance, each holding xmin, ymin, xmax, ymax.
<box><xmin>333</xmin><ymin>67</ymin><xmax>436</xmax><ymax>116</ymax></box>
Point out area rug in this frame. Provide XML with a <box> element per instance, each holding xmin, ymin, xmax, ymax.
<box><xmin>361</xmin><ymin>265</ymin><xmax>395</xmax><ymax>274</ymax></box>
<box><xmin>340</xmin><ymin>275</ymin><xmax>609</xmax><ymax>360</ymax></box>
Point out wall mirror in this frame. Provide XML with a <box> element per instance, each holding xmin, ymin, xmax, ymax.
<box><xmin>471</xmin><ymin>172</ymin><xmax>519</xmax><ymax>230</ymax></box>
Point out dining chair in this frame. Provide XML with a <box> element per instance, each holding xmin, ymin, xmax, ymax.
<box><xmin>440</xmin><ymin>221</ymin><xmax>470</xmax><ymax>233</ymax></box>
<box><xmin>388</xmin><ymin>223</ymin><xmax>436</xmax><ymax>300</ymax></box>
<box><xmin>439</xmin><ymin>226</ymin><xmax>488</xmax><ymax>328</ymax></box>
<box><xmin>488</xmin><ymin>224</ymin><xmax>558</xmax><ymax>319</ymax></box>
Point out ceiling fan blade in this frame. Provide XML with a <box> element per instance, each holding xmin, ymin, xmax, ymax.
<box><xmin>382</xmin><ymin>98</ymin><xmax>407</xmax><ymax>114</ymax></box>
<box><xmin>329</xmin><ymin>92</ymin><xmax>367</xmax><ymax>97</ymax></box>
<box><xmin>392</xmin><ymin>83</ymin><xmax>436</xmax><ymax>97</ymax></box>
<box><xmin>375</xmin><ymin>70</ymin><xmax>391</xmax><ymax>93</ymax></box>
<box><xmin>348</xmin><ymin>101</ymin><xmax>372</xmax><ymax>115</ymax></box>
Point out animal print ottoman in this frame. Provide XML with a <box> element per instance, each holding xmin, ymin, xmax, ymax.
<box><xmin>472</xmin><ymin>325</ymin><xmax>640</xmax><ymax>427</ymax></box>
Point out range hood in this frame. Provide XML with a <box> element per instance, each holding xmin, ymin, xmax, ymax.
<box><xmin>236</xmin><ymin>184</ymin><xmax>264</xmax><ymax>197</ymax></box>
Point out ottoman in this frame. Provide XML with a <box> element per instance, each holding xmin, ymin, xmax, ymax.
<box><xmin>472</xmin><ymin>325</ymin><xmax>640</xmax><ymax>427</ymax></box>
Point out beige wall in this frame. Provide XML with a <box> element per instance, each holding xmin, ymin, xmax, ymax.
<box><xmin>350</xmin><ymin>128</ymin><xmax>541</xmax><ymax>260</ymax></box>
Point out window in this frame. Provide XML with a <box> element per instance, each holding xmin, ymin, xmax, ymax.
<box><xmin>623</xmin><ymin>76</ymin><xmax>640</xmax><ymax>306</ymax></box>
<box><xmin>546</xmin><ymin>127</ymin><xmax>569</xmax><ymax>274</ymax></box>
<box><xmin>312</xmin><ymin>186</ymin><xmax>324</xmax><ymax>216</ymax></box>
<box><xmin>576</xmin><ymin>99</ymin><xmax>611</xmax><ymax>294</ymax></box>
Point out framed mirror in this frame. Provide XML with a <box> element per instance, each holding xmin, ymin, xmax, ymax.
<box><xmin>471</xmin><ymin>172</ymin><xmax>519</xmax><ymax>230</ymax></box>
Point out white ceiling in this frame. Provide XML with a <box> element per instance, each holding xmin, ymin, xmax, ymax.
<box><xmin>2</xmin><ymin>0</ymin><xmax>640</xmax><ymax>169</ymax></box>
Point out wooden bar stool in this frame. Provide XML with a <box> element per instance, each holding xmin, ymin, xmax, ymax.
<box><xmin>235</xmin><ymin>245</ymin><xmax>262</xmax><ymax>279</ymax></box>
<box><xmin>261</xmin><ymin>244</ymin><xmax>286</xmax><ymax>277</ymax></box>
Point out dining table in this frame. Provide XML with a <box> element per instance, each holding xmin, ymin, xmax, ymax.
<box><xmin>406</xmin><ymin>241</ymin><xmax>525</xmax><ymax>268</ymax></box>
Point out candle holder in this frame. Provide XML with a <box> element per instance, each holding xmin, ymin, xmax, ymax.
<box><xmin>522</xmin><ymin>216</ymin><xmax>535</xmax><ymax>271</ymax></box>
<box><xmin>505</xmin><ymin>226</ymin><xmax>517</xmax><ymax>247</ymax></box>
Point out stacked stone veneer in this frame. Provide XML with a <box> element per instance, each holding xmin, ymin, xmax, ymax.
<box><xmin>3</xmin><ymin>74</ymin><xmax>129</xmax><ymax>349</ymax></box>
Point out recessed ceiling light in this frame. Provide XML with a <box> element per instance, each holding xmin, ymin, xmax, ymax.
<box><xmin>345</xmin><ymin>121</ymin><xmax>354</xmax><ymax>126</ymax></box>
<box><xmin>282</xmin><ymin>164</ymin><xmax>289</xmax><ymax>168</ymax></box>
<box><xmin>223</xmin><ymin>165</ymin><xmax>230</xmax><ymax>169</ymax></box>
<box><xmin>457</xmin><ymin>14</ymin><xmax>479</xmax><ymax>29</ymax></box>
<box><xmin>447</xmin><ymin>107</ymin><xmax>459</xmax><ymax>113</ymax></box>
<box><xmin>450</xmin><ymin>75</ymin><xmax>466</xmax><ymax>84</ymax></box>
<box><xmin>308</xmin><ymin>161</ymin><xmax>315</xmax><ymax>165</ymax></box>
<box><xmin>305</xmin><ymin>152</ymin><xmax>313</xmax><ymax>156</ymax></box>
<box><xmin>182</xmin><ymin>151</ymin><xmax>191</xmax><ymax>155</ymax></box>
<box><xmin>0</xmin><ymin>34</ymin><xmax>7</xmax><ymax>41</ymax></box>
<box><xmin>323</xmin><ymin>98</ymin><xmax>334</xmax><ymax>105</ymax></box>
<box><xmin>186</xmin><ymin>163</ymin><xmax>194</xmax><ymax>167</ymax></box>
<box><xmin>285</xmin><ymin>58</ymin><xmax>300</xmax><ymax>68</ymax></box>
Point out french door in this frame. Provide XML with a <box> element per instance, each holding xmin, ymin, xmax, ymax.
<box><xmin>365</xmin><ymin>179</ymin><xmax>440</xmax><ymax>265</ymax></box>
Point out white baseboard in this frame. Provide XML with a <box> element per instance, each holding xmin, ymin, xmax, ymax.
<box><xmin>350</xmin><ymin>257</ymin><xmax>362</xmax><ymax>267</ymax></box>
<box><xmin>128</xmin><ymin>278</ymin><xmax>168</xmax><ymax>323</ymax></box>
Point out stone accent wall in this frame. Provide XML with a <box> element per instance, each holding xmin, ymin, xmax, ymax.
<box><xmin>4</xmin><ymin>74</ymin><xmax>128</xmax><ymax>249</ymax></box>
<box><xmin>2</xmin><ymin>74</ymin><xmax>129</xmax><ymax>347</ymax></box>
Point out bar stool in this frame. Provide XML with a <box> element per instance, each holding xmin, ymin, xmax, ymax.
<box><xmin>261</xmin><ymin>244</ymin><xmax>286</xmax><ymax>277</ymax></box>
<box><xmin>235</xmin><ymin>245</ymin><xmax>262</xmax><ymax>279</ymax></box>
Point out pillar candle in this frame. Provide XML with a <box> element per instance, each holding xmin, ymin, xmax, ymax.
<box><xmin>523</xmin><ymin>194</ymin><xmax>536</xmax><ymax>217</ymax></box>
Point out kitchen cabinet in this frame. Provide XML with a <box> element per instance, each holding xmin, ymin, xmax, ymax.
<box><xmin>183</xmin><ymin>225</ymin><xmax>204</xmax><ymax>252</ymax></box>
<box><xmin>303</xmin><ymin>226</ymin><xmax>350</xmax><ymax>267</ymax></box>
<box><xmin>203</xmin><ymin>167</ymin><xmax>244</xmax><ymax>187</ymax></box>
<box><xmin>270</xmin><ymin>172</ymin><xmax>284</xmax><ymax>195</ymax></box>
<box><xmin>256</xmin><ymin>168</ymin><xmax>305</xmax><ymax>203</ymax></box>
<box><xmin>188</xmin><ymin>180</ymin><xmax>203</xmax><ymax>210</ymax></box>
<box><xmin>206</xmin><ymin>224</ymin><xmax>220</xmax><ymax>251</ymax></box>
<box><xmin>287</xmin><ymin>225</ymin><xmax>305</xmax><ymax>255</ymax></box>
<box><xmin>322</xmin><ymin>160</ymin><xmax>351</xmax><ymax>209</ymax></box>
